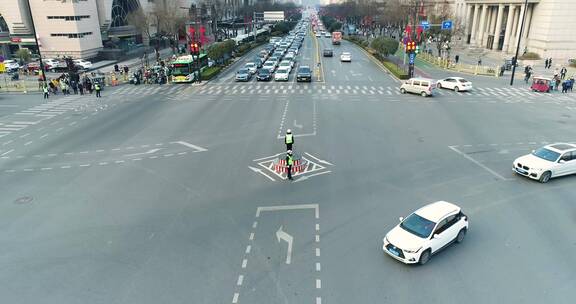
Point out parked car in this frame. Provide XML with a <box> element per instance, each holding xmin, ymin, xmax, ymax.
<box><xmin>3</xmin><ymin>60</ymin><xmax>20</xmax><ymax>72</ymax></box>
<box><xmin>383</xmin><ymin>201</ymin><xmax>468</xmax><ymax>265</ymax></box>
<box><xmin>73</xmin><ymin>59</ymin><xmax>93</xmax><ymax>70</ymax></box>
<box><xmin>400</xmin><ymin>77</ymin><xmax>436</xmax><ymax>97</ymax></box>
<box><xmin>513</xmin><ymin>143</ymin><xmax>576</xmax><ymax>183</ymax></box>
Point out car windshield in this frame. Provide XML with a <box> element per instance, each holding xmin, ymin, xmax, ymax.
<box><xmin>532</xmin><ymin>148</ymin><xmax>560</xmax><ymax>162</ymax></box>
<box><xmin>400</xmin><ymin>213</ymin><xmax>436</xmax><ymax>238</ymax></box>
<box><xmin>299</xmin><ymin>67</ymin><xmax>311</xmax><ymax>73</ymax></box>
<box><xmin>238</xmin><ymin>69</ymin><xmax>249</xmax><ymax>74</ymax></box>
<box><xmin>259</xmin><ymin>69</ymin><xmax>270</xmax><ymax>75</ymax></box>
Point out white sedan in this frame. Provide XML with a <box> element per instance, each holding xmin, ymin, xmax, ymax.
<box><xmin>73</xmin><ymin>59</ymin><xmax>93</xmax><ymax>70</ymax></box>
<box><xmin>278</xmin><ymin>61</ymin><xmax>292</xmax><ymax>73</ymax></box>
<box><xmin>513</xmin><ymin>143</ymin><xmax>576</xmax><ymax>183</ymax></box>
<box><xmin>340</xmin><ymin>52</ymin><xmax>352</xmax><ymax>62</ymax></box>
<box><xmin>436</xmin><ymin>77</ymin><xmax>473</xmax><ymax>92</ymax></box>
<box><xmin>383</xmin><ymin>201</ymin><xmax>468</xmax><ymax>265</ymax></box>
<box><xmin>274</xmin><ymin>68</ymin><xmax>290</xmax><ymax>81</ymax></box>
<box><xmin>244</xmin><ymin>62</ymin><xmax>257</xmax><ymax>74</ymax></box>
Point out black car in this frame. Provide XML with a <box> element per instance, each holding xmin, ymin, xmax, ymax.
<box><xmin>323</xmin><ymin>49</ymin><xmax>333</xmax><ymax>57</ymax></box>
<box><xmin>256</xmin><ymin>68</ymin><xmax>272</xmax><ymax>81</ymax></box>
<box><xmin>296</xmin><ymin>66</ymin><xmax>312</xmax><ymax>82</ymax></box>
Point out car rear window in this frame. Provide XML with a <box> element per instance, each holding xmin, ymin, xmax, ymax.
<box><xmin>458</xmin><ymin>79</ymin><xmax>469</xmax><ymax>83</ymax></box>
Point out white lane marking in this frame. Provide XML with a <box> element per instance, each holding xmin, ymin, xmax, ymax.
<box><xmin>236</xmin><ymin>275</ymin><xmax>244</xmax><ymax>286</ymax></box>
<box><xmin>316</xmin><ymin>248</ymin><xmax>321</xmax><ymax>257</ymax></box>
<box><xmin>172</xmin><ymin>141</ymin><xmax>208</xmax><ymax>152</ymax></box>
<box><xmin>19</xmin><ymin>133</ymin><xmax>30</xmax><ymax>138</ymax></box>
<box><xmin>316</xmin><ymin>279</ymin><xmax>321</xmax><ymax>289</ymax></box>
<box><xmin>249</xmin><ymin>232</ymin><xmax>254</xmax><ymax>240</ymax></box>
<box><xmin>24</xmin><ymin>141</ymin><xmax>33</xmax><ymax>146</ymax></box>
<box><xmin>1</xmin><ymin>149</ymin><xmax>13</xmax><ymax>156</ymax></box>
<box><xmin>448</xmin><ymin>146</ymin><xmax>509</xmax><ymax>181</ymax></box>
<box><xmin>256</xmin><ymin>204</ymin><xmax>319</xmax><ymax>219</ymax></box>
<box><xmin>79</xmin><ymin>164</ymin><xmax>91</xmax><ymax>167</ymax></box>
<box><xmin>315</xmin><ymin>235</ymin><xmax>320</xmax><ymax>242</ymax></box>
<box><xmin>315</xmin><ymin>224</ymin><xmax>320</xmax><ymax>231</ymax></box>
<box><xmin>115</xmin><ymin>160</ymin><xmax>125</xmax><ymax>164</ymax></box>
<box><xmin>232</xmin><ymin>293</ymin><xmax>239</xmax><ymax>304</ymax></box>
<box><xmin>99</xmin><ymin>162</ymin><xmax>108</xmax><ymax>165</ymax></box>
<box><xmin>316</xmin><ymin>262</ymin><xmax>321</xmax><ymax>271</ymax></box>
<box><xmin>241</xmin><ymin>259</ymin><xmax>247</xmax><ymax>268</ymax></box>
<box><xmin>61</xmin><ymin>165</ymin><xmax>71</xmax><ymax>169</ymax></box>
<box><xmin>316</xmin><ymin>297</ymin><xmax>322</xmax><ymax>304</ymax></box>
<box><xmin>40</xmin><ymin>133</ymin><xmax>49</xmax><ymax>139</ymax></box>
<box><xmin>245</xmin><ymin>245</ymin><xmax>251</xmax><ymax>254</ymax></box>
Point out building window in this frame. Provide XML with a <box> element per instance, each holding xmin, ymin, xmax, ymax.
<box><xmin>47</xmin><ymin>15</ymin><xmax>90</xmax><ymax>21</ymax></box>
<box><xmin>110</xmin><ymin>0</ymin><xmax>140</xmax><ymax>27</ymax></box>
<box><xmin>50</xmin><ymin>32</ymin><xmax>93</xmax><ymax>39</ymax></box>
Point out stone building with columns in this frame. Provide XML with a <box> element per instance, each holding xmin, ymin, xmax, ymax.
<box><xmin>454</xmin><ymin>0</ymin><xmax>576</xmax><ymax>59</ymax></box>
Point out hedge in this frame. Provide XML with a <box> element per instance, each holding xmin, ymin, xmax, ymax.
<box><xmin>519</xmin><ymin>52</ymin><xmax>540</xmax><ymax>60</ymax></box>
<box><xmin>201</xmin><ymin>66</ymin><xmax>221</xmax><ymax>80</ymax></box>
<box><xmin>345</xmin><ymin>36</ymin><xmax>409</xmax><ymax>79</ymax></box>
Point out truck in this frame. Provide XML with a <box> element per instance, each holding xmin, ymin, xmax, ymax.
<box><xmin>332</xmin><ymin>31</ymin><xmax>342</xmax><ymax>45</ymax></box>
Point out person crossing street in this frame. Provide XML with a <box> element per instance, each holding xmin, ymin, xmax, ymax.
<box><xmin>285</xmin><ymin>129</ymin><xmax>294</xmax><ymax>151</ymax></box>
<box><xmin>286</xmin><ymin>150</ymin><xmax>294</xmax><ymax>180</ymax></box>
<box><xmin>43</xmin><ymin>84</ymin><xmax>49</xmax><ymax>99</ymax></box>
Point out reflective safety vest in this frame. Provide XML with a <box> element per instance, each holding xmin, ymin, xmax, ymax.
<box><xmin>43</xmin><ymin>86</ymin><xmax>48</xmax><ymax>93</ymax></box>
<box><xmin>285</xmin><ymin>134</ymin><xmax>293</xmax><ymax>144</ymax></box>
<box><xmin>287</xmin><ymin>155</ymin><xmax>293</xmax><ymax>166</ymax></box>
<box><xmin>95</xmin><ymin>84</ymin><xmax>100</xmax><ymax>90</ymax></box>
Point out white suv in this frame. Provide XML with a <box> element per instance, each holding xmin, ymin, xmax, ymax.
<box><xmin>383</xmin><ymin>201</ymin><xmax>468</xmax><ymax>265</ymax></box>
<box><xmin>513</xmin><ymin>143</ymin><xmax>576</xmax><ymax>183</ymax></box>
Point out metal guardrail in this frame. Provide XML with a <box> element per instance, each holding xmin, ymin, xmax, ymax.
<box><xmin>418</xmin><ymin>52</ymin><xmax>500</xmax><ymax>77</ymax></box>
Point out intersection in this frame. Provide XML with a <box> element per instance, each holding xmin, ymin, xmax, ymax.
<box><xmin>0</xmin><ymin>25</ymin><xmax>575</xmax><ymax>304</ymax></box>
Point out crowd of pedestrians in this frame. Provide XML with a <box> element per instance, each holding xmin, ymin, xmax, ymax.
<box><xmin>41</xmin><ymin>72</ymin><xmax>100</xmax><ymax>99</ymax></box>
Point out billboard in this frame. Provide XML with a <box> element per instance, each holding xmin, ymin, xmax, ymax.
<box><xmin>263</xmin><ymin>11</ymin><xmax>285</xmax><ymax>22</ymax></box>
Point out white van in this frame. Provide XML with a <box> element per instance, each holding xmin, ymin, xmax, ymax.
<box><xmin>400</xmin><ymin>78</ymin><xmax>436</xmax><ymax>97</ymax></box>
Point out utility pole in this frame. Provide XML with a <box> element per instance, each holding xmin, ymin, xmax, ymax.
<box><xmin>25</xmin><ymin>0</ymin><xmax>46</xmax><ymax>86</ymax></box>
<box><xmin>510</xmin><ymin>0</ymin><xmax>529</xmax><ymax>86</ymax></box>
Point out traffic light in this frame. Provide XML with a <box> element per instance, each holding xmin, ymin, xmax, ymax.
<box><xmin>415</xmin><ymin>45</ymin><xmax>420</xmax><ymax>54</ymax></box>
<box><xmin>190</xmin><ymin>42</ymin><xmax>200</xmax><ymax>55</ymax></box>
<box><xmin>406</xmin><ymin>41</ymin><xmax>416</xmax><ymax>52</ymax></box>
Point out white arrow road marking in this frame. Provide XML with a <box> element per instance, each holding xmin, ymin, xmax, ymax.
<box><xmin>249</xmin><ymin>166</ymin><xmax>275</xmax><ymax>181</ymax></box>
<box><xmin>276</xmin><ymin>226</ymin><xmax>293</xmax><ymax>265</ymax></box>
<box><xmin>293</xmin><ymin>120</ymin><xmax>303</xmax><ymax>129</ymax></box>
<box><xmin>171</xmin><ymin>141</ymin><xmax>208</xmax><ymax>152</ymax></box>
<box><xmin>124</xmin><ymin>148</ymin><xmax>162</xmax><ymax>157</ymax></box>
<box><xmin>304</xmin><ymin>152</ymin><xmax>333</xmax><ymax>166</ymax></box>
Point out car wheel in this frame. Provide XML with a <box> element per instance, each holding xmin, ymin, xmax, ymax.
<box><xmin>437</xmin><ymin>82</ymin><xmax>442</xmax><ymax>89</ymax></box>
<box><xmin>419</xmin><ymin>249</ymin><xmax>431</xmax><ymax>265</ymax></box>
<box><xmin>400</xmin><ymin>88</ymin><xmax>406</xmax><ymax>94</ymax></box>
<box><xmin>454</xmin><ymin>86</ymin><xmax>460</xmax><ymax>92</ymax></box>
<box><xmin>456</xmin><ymin>228</ymin><xmax>466</xmax><ymax>243</ymax></box>
<box><xmin>420</xmin><ymin>91</ymin><xmax>427</xmax><ymax>97</ymax></box>
<box><xmin>539</xmin><ymin>171</ymin><xmax>552</xmax><ymax>183</ymax></box>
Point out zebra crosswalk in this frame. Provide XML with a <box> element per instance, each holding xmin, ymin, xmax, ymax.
<box><xmin>108</xmin><ymin>84</ymin><xmax>193</xmax><ymax>98</ymax></box>
<box><xmin>191</xmin><ymin>84</ymin><xmax>576</xmax><ymax>100</ymax></box>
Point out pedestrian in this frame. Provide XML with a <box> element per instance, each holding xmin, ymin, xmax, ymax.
<box><xmin>454</xmin><ymin>55</ymin><xmax>459</xmax><ymax>64</ymax></box>
<box><xmin>79</xmin><ymin>82</ymin><xmax>84</xmax><ymax>95</ymax></box>
<box><xmin>569</xmin><ymin>77</ymin><xmax>574</xmax><ymax>92</ymax></box>
<box><xmin>285</xmin><ymin>129</ymin><xmax>294</xmax><ymax>151</ymax></box>
<box><xmin>548</xmin><ymin>58</ymin><xmax>553</xmax><ymax>69</ymax></box>
<box><xmin>43</xmin><ymin>84</ymin><xmax>49</xmax><ymax>99</ymax></box>
<box><xmin>560</xmin><ymin>66</ymin><xmax>567</xmax><ymax>80</ymax></box>
<box><xmin>545</xmin><ymin>58</ymin><xmax>549</xmax><ymax>69</ymax></box>
<box><xmin>554</xmin><ymin>68</ymin><xmax>559</xmax><ymax>78</ymax></box>
<box><xmin>500</xmin><ymin>64</ymin><xmax>505</xmax><ymax>77</ymax></box>
<box><xmin>286</xmin><ymin>150</ymin><xmax>294</xmax><ymax>181</ymax></box>
<box><xmin>95</xmin><ymin>83</ymin><xmax>101</xmax><ymax>98</ymax></box>
<box><xmin>72</xmin><ymin>81</ymin><xmax>78</xmax><ymax>94</ymax></box>
<box><xmin>555</xmin><ymin>76</ymin><xmax>561</xmax><ymax>91</ymax></box>
<box><xmin>562</xmin><ymin>80</ymin><xmax>568</xmax><ymax>93</ymax></box>
<box><xmin>114</xmin><ymin>64</ymin><xmax>119</xmax><ymax>73</ymax></box>
<box><xmin>477</xmin><ymin>57</ymin><xmax>482</xmax><ymax>66</ymax></box>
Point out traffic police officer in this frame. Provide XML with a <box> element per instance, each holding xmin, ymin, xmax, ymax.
<box><xmin>285</xmin><ymin>129</ymin><xmax>294</xmax><ymax>151</ymax></box>
<box><xmin>286</xmin><ymin>150</ymin><xmax>294</xmax><ymax>180</ymax></box>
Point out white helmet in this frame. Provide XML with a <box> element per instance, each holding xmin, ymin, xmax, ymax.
<box><xmin>287</xmin><ymin>150</ymin><xmax>293</xmax><ymax>155</ymax></box>
<box><xmin>287</xmin><ymin>129</ymin><xmax>292</xmax><ymax>134</ymax></box>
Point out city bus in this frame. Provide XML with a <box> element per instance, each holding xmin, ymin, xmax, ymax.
<box><xmin>171</xmin><ymin>54</ymin><xmax>209</xmax><ymax>83</ymax></box>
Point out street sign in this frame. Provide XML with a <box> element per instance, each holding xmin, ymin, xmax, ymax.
<box><xmin>409</xmin><ymin>53</ymin><xmax>416</xmax><ymax>64</ymax></box>
<box><xmin>442</xmin><ymin>20</ymin><xmax>453</xmax><ymax>30</ymax></box>
<box><xmin>420</xmin><ymin>20</ymin><xmax>430</xmax><ymax>30</ymax></box>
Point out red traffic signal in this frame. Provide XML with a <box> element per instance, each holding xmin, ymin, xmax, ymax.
<box><xmin>190</xmin><ymin>42</ymin><xmax>200</xmax><ymax>54</ymax></box>
<box><xmin>406</xmin><ymin>41</ymin><xmax>416</xmax><ymax>52</ymax></box>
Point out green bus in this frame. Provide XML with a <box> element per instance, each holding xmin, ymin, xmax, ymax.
<box><xmin>171</xmin><ymin>54</ymin><xmax>209</xmax><ymax>83</ymax></box>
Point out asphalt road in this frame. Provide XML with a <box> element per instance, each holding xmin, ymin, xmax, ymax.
<box><xmin>0</xmin><ymin>26</ymin><xmax>575</xmax><ymax>304</ymax></box>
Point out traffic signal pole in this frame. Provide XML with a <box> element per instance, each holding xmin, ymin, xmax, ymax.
<box><xmin>510</xmin><ymin>0</ymin><xmax>528</xmax><ymax>86</ymax></box>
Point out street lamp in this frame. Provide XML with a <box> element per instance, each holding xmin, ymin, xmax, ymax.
<box><xmin>510</xmin><ymin>0</ymin><xmax>529</xmax><ymax>86</ymax></box>
<box><xmin>25</xmin><ymin>0</ymin><xmax>46</xmax><ymax>85</ymax></box>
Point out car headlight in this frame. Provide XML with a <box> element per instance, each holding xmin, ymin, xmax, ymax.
<box><xmin>403</xmin><ymin>247</ymin><xmax>422</xmax><ymax>254</ymax></box>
